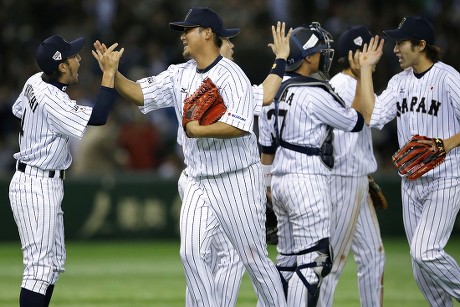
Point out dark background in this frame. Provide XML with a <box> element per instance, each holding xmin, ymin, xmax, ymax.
<box><xmin>1</xmin><ymin>0</ymin><xmax>459</xmax><ymax>179</ymax></box>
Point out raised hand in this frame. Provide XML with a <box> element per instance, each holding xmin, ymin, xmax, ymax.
<box><xmin>360</xmin><ymin>35</ymin><xmax>384</xmax><ymax>68</ymax></box>
<box><xmin>92</xmin><ymin>42</ymin><xmax>124</xmax><ymax>74</ymax></box>
<box><xmin>268</xmin><ymin>21</ymin><xmax>293</xmax><ymax>60</ymax></box>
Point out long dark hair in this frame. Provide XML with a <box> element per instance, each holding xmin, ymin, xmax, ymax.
<box><xmin>410</xmin><ymin>39</ymin><xmax>442</xmax><ymax>63</ymax></box>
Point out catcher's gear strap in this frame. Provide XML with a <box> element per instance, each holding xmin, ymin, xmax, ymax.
<box><xmin>273</xmin><ymin>75</ymin><xmax>342</xmax><ymax>168</ymax></box>
<box><xmin>280</xmin><ymin>238</ymin><xmax>333</xmax><ymax>297</ymax></box>
<box><xmin>276</xmin><ymin>265</ymin><xmax>296</xmax><ymax>299</ymax></box>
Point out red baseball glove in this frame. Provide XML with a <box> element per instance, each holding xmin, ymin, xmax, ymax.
<box><xmin>392</xmin><ymin>135</ymin><xmax>446</xmax><ymax>180</ymax></box>
<box><xmin>182</xmin><ymin>77</ymin><xmax>227</xmax><ymax>128</ymax></box>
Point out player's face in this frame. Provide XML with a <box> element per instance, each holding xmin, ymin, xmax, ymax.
<box><xmin>308</xmin><ymin>52</ymin><xmax>321</xmax><ymax>73</ymax></box>
<box><xmin>394</xmin><ymin>40</ymin><xmax>419</xmax><ymax>70</ymax></box>
<box><xmin>221</xmin><ymin>38</ymin><xmax>234</xmax><ymax>61</ymax></box>
<box><xmin>181</xmin><ymin>27</ymin><xmax>204</xmax><ymax>60</ymax></box>
<box><xmin>61</xmin><ymin>53</ymin><xmax>81</xmax><ymax>84</ymax></box>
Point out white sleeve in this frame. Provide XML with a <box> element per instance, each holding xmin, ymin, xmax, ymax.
<box><xmin>46</xmin><ymin>98</ymin><xmax>92</xmax><ymax>140</ymax></box>
<box><xmin>258</xmin><ymin>105</ymin><xmax>276</xmax><ymax>148</ymax></box>
<box><xmin>138</xmin><ymin>65</ymin><xmax>177</xmax><ymax>114</ymax></box>
<box><xmin>252</xmin><ymin>84</ymin><xmax>264</xmax><ymax>117</ymax></box>
<box><xmin>217</xmin><ymin>69</ymin><xmax>254</xmax><ymax>132</ymax></box>
<box><xmin>370</xmin><ymin>75</ymin><xmax>400</xmax><ymax>129</ymax></box>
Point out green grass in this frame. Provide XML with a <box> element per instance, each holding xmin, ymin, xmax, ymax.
<box><xmin>1</xmin><ymin>238</ymin><xmax>459</xmax><ymax>306</ymax></box>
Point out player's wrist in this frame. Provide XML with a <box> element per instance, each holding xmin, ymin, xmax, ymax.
<box><xmin>262</xmin><ymin>164</ymin><xmax>272</xmax><ymax>188</ymax></box>
<box><xmin>270</xmin><ymin>59</ymin><xmax>286</xmax><ymax>79</ymax></box>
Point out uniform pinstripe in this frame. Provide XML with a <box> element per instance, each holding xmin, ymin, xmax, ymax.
<box><xmin>318</xmin><ymin>72</ymin><xmax>385</xmax><ymax>307</ymax></box>
<box><xmin>258</xmin><ymin>74</ymin><xmax>363</xmax><ymax>306</ymax></box>
<box><xmin>9</xmin><ymin>72</ymin><xmax>92</xmax><ymax>295</ymax></box>
<box><xmin>370</xmin><ymin>62</ymin><xmax>460</xmax><ymax>306</ymax></box>
<box><xmin>139</xmin><ymin>57</ymin><xmax>286</xmax><ymax>307</ymax></box>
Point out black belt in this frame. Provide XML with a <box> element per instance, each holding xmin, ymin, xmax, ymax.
<box><xmin>17</xmin><ymin>161</ymin><xmax>65</xmax><ymax>179</ymax></box>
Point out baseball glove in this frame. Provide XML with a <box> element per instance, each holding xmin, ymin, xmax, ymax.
<box><xmin>182</xmin><ymin>77</ymin><xmax>226</xmax><ymax>128</ymax></box>
<box><xmin>392</xmin><ymin>135</ymin><xmax>446</xmax><ymax>180</ymax></box>
<box><xmin>368</xmin><ymin>175</ymin><xmax>388</xmax><ymax>210</ymax></box>
<box><xmin>265</xmin><ymin>201</ymin><xmax>279</xmax><ymax>245</ymax></box>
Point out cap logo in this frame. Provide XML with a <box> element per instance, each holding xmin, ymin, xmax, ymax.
<box><xmin>303</xmin><ymin>35</ymin><xmax>319</xmax><ymax>50</ymax></box>
<box><xmin>185</xmin><ymin>9</ymin><xmax>192</xmax><ymax>20</ymax></box>
<box><xmin>398</xmin><ymin>17</ymin><xmax>406</xmax><ymax>29</ymax></box>
<box><xmin>52</xmin><ymin>51</ymin><xmax>62</xmax><ymax>61</ymax></box>
<box><xmin>353</xmin><ymin>36</ymin><xmax>363</xmax><ymax>47</ymax></box>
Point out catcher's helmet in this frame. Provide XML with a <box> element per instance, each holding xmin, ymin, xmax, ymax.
<box><xmin>286</xmin><ymin>22</ymin><xmax>334</xmax><ymax>78</ymax></box>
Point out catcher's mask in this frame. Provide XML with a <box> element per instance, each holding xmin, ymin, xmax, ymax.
<box><xmin>286</xmin><ymin>22</ymin><xmax>334</xmax><ymax>79</ymax></box>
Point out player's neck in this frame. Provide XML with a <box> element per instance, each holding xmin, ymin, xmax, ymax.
<box><xmin>342</xmin><ymin>68</ymin><xmax>356</xmax><ymax>79</ymax></box>
<box><xmin>194</xmin><ymin>49</ymin><xmax>221</xmax><ymax>70</ymax></box>
<box><xmin>412</xmin><ymin>57</ymin><xmax>434</xmax><ymax>74</ymax></box>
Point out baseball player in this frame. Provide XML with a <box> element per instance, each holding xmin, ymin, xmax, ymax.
<box><xmin>317</xmin><ymin>25</ymin><xmax>385</xmax><ymax>307</ymax></box>
<box><xmin>8</xmin><ymin>35</ymin><xmax>123</xmax><ymax>307</ymax></box>
<box><xmin>258</xmin><ymin>23</ymin><xmax>365</xmax><ymax>307</ymax></box>
<box><xmin>93</xmin><ymin>7</ymin><xmax>287</xmax><ymax>307</ymax></box>
<box><xmin>178</xmin><ymin>22</ymin><xmax>291</xmax><ymax>307</ymax></box>
<box><xmin>353</xmin><ymin>16</ymin><xmax>460</xmax><ymax>306</ymax></box>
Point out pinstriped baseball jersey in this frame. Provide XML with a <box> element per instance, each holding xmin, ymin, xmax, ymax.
<box><xmin>12</xmin><ymin>72</ymin><xmax>92</xmax><ymax>170</ymax></box>
<box><xmin>176</xmin><ymin>83</ymin><xmax>263</xmax><ymax>147</ymax></box>
<box><xmin>329</xmin><ymin>72</ymin><xmax>377</xmax><ymax>176</ymax></box>
<box><xmin>370</xmin><ymin>62</ymin><xmax>460</xmax><ymax>178</ymax></box>
<box><xmin>259</xmin><ymin>75</ymin><xmax>362</xmax><ymax>176</ymax></box>
<box><xmin>138</xmin><ymin>56</ymin><xmax>259</xmax><ymax>177</ymax></box>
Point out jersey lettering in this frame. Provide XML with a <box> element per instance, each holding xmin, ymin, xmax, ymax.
<box><xmin>285</xmin><ymin>93</ymin><xmax>294</xmax><ymax>106</ymax></box>
<box><xmin>25</xmin><ymin>84</ymin><xmax>38</xmax><ymax>112</ymax></box>
<box><xmin>397</xmin><ymin>97</ymin><xmax>441</xmax><ymax>117</ymax></box>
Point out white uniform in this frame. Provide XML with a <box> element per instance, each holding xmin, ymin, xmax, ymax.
<box><xmin>318</xmin><ymin>72</ymin><xmax>385</xmax><ymax>307</ymax></box>
<box><xmin>178</xmin><ymin>84</ymin><xmax>264</xmax><ymax>307</ymax></box>
<box><xmin>370</xmin><ymin>62</ymin><xmax>460</xmax><ymax>306</ymax></box>
<box><xmin>9</xmin><ymin>72</ymin><xmax>92</xmax><ymax>294</ymax></box>
<box><xmin>139</xmin><ymin>57</ymin><xmax>286</xmax><ymax>307</ymax></box>
<box><xmin>258</xmin><ymin>74</ymin><xmax>364</xmax><ymax>306</ymax></box>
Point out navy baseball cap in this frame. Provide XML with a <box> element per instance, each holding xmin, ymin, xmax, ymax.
<box><xmin>337</xmin><ymin>25</ymin><xmax>373</xmax><ymax>58</ymax></box>
<box><xmin>169</xmin><ymin>7</ymin><xmax>240</xmax><ymax>38</ymax></box>
<box><xmin>36</xmin><ymin>35</ymin><xmax>85</xmax><ymax>74</ymax></box>
<box><xmin>383</xmin><ymin>16</ymin><xmax>435</xmax><ymax>45</ymax></box>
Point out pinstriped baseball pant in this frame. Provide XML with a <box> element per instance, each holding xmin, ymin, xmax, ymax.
<box><xmin>402</xmin><ymin>177</ymin><xmax>460</xmax><ymax>307</ymax></box>
<box><xmin>319</xmin><ymin>175</ymin><xmax>385</xmax><ymax>307</ymax></box>
<box><xmin>178</xmin><ymin>171</ymin><xmax>245</xmax><ymax>307</ymax></box>
<box><xmin>272</xmin><ymin>173</ymin><xmax>331</xmax><ymax>306</ymax></box>
<box><xmin>179</xmin><ymin>164</ymin><xmax>286</xmax><ymax>307</ymax></box>
<box><xmin>9</xmin><ymin>171</ymin><xmax>65</xmax><ymax>295</ymax></box>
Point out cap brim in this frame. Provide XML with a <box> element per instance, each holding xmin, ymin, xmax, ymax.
<box><xmin>68</xmin><ymin>37</ymin><xmax>85</xmax><ymax>56</ymax></box>
<box><xmin>383</xmin><ymin>29</ymin><xmax>410</xmax><ymax>41</ymax></box>
<box><xmin>169</xmin><ymin>22</ymin><xmax>200</xmax><ymax>31</ymax></box>
<box><xmin>221</xmin><ymin>28</ymin><xmax>240</xmax><ymax>38</ymax></box>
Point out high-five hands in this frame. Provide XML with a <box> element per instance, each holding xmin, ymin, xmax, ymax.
<box><xmin>92</xmin><ymin>41</ymin><xmax>123</xmax><ymax>73</ymax></box>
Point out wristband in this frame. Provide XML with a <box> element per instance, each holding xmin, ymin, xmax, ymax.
<box><xmin>270</xmin><ymin>58</ymin><xmax>286</xmax><ymax>79</ymax></box>
<box><xmin>262</xmin><ymin>164</ymin><xmax>272</xmax><ymax>188</ymax></box>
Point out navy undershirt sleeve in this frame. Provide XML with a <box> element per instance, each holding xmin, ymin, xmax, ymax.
<box><xmin>88</xmin><ymin>86</ymin><xmax>116</xmax><ymax>126</ymax></box>
<box><xmin>351</xmin><ymin>111</ymin><xmax>365</xmax><ymax>132</ymax></box>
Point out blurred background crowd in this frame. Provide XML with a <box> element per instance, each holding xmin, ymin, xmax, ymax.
<box><xmin>1</xmin><ymin>0</ymin><xmax>459</xmax><ymax>179</ymax></box>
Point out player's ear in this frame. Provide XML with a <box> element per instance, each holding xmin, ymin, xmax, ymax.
<box><xmin>418</xmin><ymin>40</ymin><xmax>427</xmax><ymax>52</ymax></box>
<box><xmin>57</xmin><ymin>62</ymin><xmax>68</xmax><ymax>74</ymax></box>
